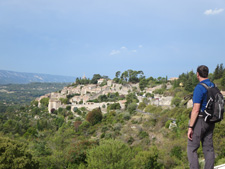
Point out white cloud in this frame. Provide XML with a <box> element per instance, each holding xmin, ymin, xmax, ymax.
<box><xmin>204</xmin><ymin>8</ymin><xmax>224</xmax><ymax>15</ymax></box>
<box><xmin>109</xmin><ymin>45</ymin><xmax>139</xmax><ymax>56</ymax></box>
<box><xmin>110</xmin><ymin>50</ymin><xmax>120</xmax><ymax>56</ymax></box>
<box><xmin>138</xmin><ymin>45</ymin><xmax>143</xmax><ymax>48</ymax></box>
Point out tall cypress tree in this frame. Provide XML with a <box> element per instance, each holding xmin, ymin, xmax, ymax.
<box><xmin>214</xmin><ymin>64</ymin><xmax>220</xmax><ymax>80</ymax></box>
<box><xmin>219</xmin><ymin>63</ymin><xmax>224</xmax><ymax>79</ymax></box>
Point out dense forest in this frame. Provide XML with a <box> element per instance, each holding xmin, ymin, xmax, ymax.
<box><xmin>0</xmin><ymin>64</ymin><xmax>225</xmax><ymax>169</ymax></box>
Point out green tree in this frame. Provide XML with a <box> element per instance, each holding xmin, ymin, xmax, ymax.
<box><xmin>214</xmin><ymin>64</ymin><xmax>220</xmax><ymax>80</ymax></box>
<box><xmin>86</xmin><ymin>139</ymin><xmax>134</xmax><ymax>169</ymax></box>
<box><xmin>219</xmin><ymin>63</ymin><xmax>224</xmax><ymax>79</ymax></box>
<box><xmin>125</xmin><ymin>92</ymin><xmax>139</xmax><ymax>108</ymax></box>
<box><xmin>107</xmin><ymin>103</ymin><xmax>121</xmax><ymax>111</ymax></box>
<box><xmin>132</xmin><ymin>146</ymin><xmax>163</xmax><ymax>169</ymax></box>
<box><xmin>170</xmin><ymin>145</ymin><xmax>182</xmax><ymax>160</ymax></box>
<box><xmin>66</xmin><ymin>140</ymin><xmax>97</xmax><ymax>166</ymax></box>
<box><xmin>23</xmin><ymin>127</ymin><xmax>38</xmax><ymax>138</ymax></box>
<box><xmin>60</xmin><ymin>98</ymin><xmax>69</xmax><ymax>105</ymax></box>
<box><xmin>86</xmin><ymin>108</ymin><xmax>102</xmax><ymax>125</ymax></box>
<box><xmin>91</xmin><ymin>74</ymin><xmax>101</xmax><ymax>84</ymax></box>
<box><xmin>127</xmin><ymin>103</ymin><xmax>137</xmax><ymax>114</ymax></box>
<box><xmin>138</xmin><ymin>102</ymin><xmax>146</xmax><ymax>110</ymax></box>
<box><xmin>139</xmin><ymin>78</ymin><xmax>148</xmax><ymax>91</ymax></box>
<box><xmin>116</xmin><ymin>71</ymin><xmax>121</xmax><ymax>78</ymax></box>
<box><xmin>121</xmin><ymin>71</ymin><xmax>128</xmax><ymax>82</ymax></box>
<box><xmin>40</xmin><ymin>97</ymin><xmax>49</xmax><ymax>107</ymax></box>
<box><xmin>0</xmin><ymin>136</ymin><xmax>39</xmax><ymax>169</ymax></box>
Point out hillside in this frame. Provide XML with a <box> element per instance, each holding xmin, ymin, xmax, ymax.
<box><xmin>0</xmin><ymin>70</ymin><xmax>75</xmax><ymax>84</ymax></box>
<box><xmin>0</xmin><ymin>66</ymin><xmax>225</xmax><ymax>169</ymax></box>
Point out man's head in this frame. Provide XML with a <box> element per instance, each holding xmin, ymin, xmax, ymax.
<box><xmin>197</xmin><ymin>65</ymin><xmax>209</xmax><ymax>78</ymax></box>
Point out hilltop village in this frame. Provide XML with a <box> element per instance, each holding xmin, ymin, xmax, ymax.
<box><xmin>36</xmin><ymin>76</ymin><xmax>181</xmax><ymax>115</ymax></box>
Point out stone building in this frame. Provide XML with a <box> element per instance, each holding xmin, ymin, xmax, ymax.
<box><xmin>48</xmin><ymin>98</ymin><xmax>61</xmax><ymax>113</ymax></box>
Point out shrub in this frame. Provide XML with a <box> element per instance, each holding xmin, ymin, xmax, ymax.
<box><xmin>123</xmin><ymin>112</ymin><xmax>131</xmax><ymax>120</ymax></box>
<box><xmin>86</xmin><ymin>139</ymin><xmax>134</xmax><ymax>169</ymax></box>
<box><xmin>79</xmin><ymin>121</ymin><xmax>90</xmax><ymax>131</ymax></box>
<box><xmin>171</xmin><ymin>97</ymin><xmax>182</xmax><ymax>107</ymax></box>
<box><xmin>153</xmin><ymin>88</ymin><xmax>165</xmax><ymax>95</ymax></box>
<box><xmin>73</xmin><ymin>107</ymin><xmax>78</xmax><ymax>112</ymax></box>
<box><xmin>132</xmin><ymin>146</ymin><xmax>163</xmax><ymax>169</ymax></box>
<box><xmin>107</xmin><ymin>103</ymin><xmax>121</xmax><ymax>111</ymax></box>
<box><xmin>127</xmin><ymin>136</ymin><xmax>135</xmax><ymax>145</ymax></box>
<box><xmin>74</xmin><ymin>121</ymin><xmax>82</xmax><ymax>132</ymax></box>
<box><xmin>127</xmin><ymin>103</ymin><xmax>137</xmax><ymax>114</ymax></box>
<box><xmin>138</xmin><ymin>131</ymin><xmax>149</xmax><ymax>139</ymax></box>
<box><xmin>66</xmin><ymin>140</ymin><xmax>97</xmax><ymax>166</ymax></box>
<box><xmin>86</xmin><ymin>108</ymin><xmax>103</xmax><ymax>125</ymax></box>
<box><xmin>170</xmin><ymin>146</ymin><xmax>182</xmax><ymax>160</ymax></box>
<box><xmin>0</xmin><ymin>136</ymin><xmax>39</xmax><ymax>169</ymax></box>
<box><xmin>60</xmin><ymin>98</ymin><xmax>69</xmax><ymax>104</ymax></box>
<box><xmin>40</xmin><ymin>97</ymin><xmax>49</xmax><ymax>107</ymax></box>
<box><xmin>66</xmin><ymin>106</ymin><xmax>71</xmax><ymax>111</ymax></box>
<box><xmin>138</xmin><ymin>102</ymin><xmax>146</xmax><ymax>110</ymax></box>
<box><xmin>165</xmin><ymin>120</ymin><xmax>172</xmax><ymax>128</ymax></box>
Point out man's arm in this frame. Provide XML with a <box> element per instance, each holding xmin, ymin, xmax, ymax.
<box><xmin>188</xmin><ymin>103</ymin><xmax>201</xmax><ymax>140</ymax></box>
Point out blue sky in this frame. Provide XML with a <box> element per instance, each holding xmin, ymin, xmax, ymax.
<box><xmin>0</xmin><ymin>0</ymin><xmax>224</xmax><ymax>79</ymax></box>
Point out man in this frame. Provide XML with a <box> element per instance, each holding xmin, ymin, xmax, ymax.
<box><xmin>187</xmin><ymin>65</ymin><xmax>215</xmax><ymax>169</ymax></box>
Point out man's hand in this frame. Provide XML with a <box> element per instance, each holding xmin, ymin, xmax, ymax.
<box><xmin>188</xmin><ymin>128</ymin><xmax>193</xmax><ymax>140</ymax></box>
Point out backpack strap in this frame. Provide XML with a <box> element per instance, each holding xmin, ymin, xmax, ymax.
<box><xmin>200</xmin><ymin>82</ymin><xmax>215</xmax><ymax>89</ymax></box>
<box><xmin>199</xmin><ymin>83</ymin><xmax>210</xmax><ymax>114</ymax></box>
<box><xmin>200</xmin><ymin>83</ymin><xmax>209</xmax><ymax>89</ymax></box>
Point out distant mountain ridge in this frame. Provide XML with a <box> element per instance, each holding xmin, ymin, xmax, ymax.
<box><xmin>0</xmin><ymin>70</ymin><xmax>75</xmax><ymax>84</ymax></box>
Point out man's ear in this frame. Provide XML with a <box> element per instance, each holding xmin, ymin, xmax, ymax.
<box><xmin>196</xmin><ymin>72</ymin><xmax>200</xmax><ymax>80</ymax></box>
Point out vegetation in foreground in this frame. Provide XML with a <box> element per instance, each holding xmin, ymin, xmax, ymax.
<box><xmin>0</xmin><ymin>64</ymin><xmax>225</xmax><ymax>169</ymax></box>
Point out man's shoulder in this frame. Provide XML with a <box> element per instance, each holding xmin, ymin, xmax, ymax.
<box><xmin>199</xmin><ymin>79</ymin><xmax>214</xmax><ymax>87</ymax></box>
<box><xmin>194</xmin><ymin>83</ymin><xmax>205</xmax><ymax>92</ymax></box>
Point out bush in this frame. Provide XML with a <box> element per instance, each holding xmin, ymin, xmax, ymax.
<box><xmin>60</xmin><ymin>98</ymin><xmax>69</xmax><ymax>105</ymax></box>
<box><xmin>165</xmin><ymin>120</ymin><xmax>172</xmax><ymax>128</ymax></box>
<box><xmin>74</xmin><ymin>121</ymin><xmax>82</xmax><ymax>132</ymax></box>
<box><xmin>171</xmin><ymin>97</ymin><xmax>182</xmax><ymax>107</ymax></box>
<box><xmin>0</xmin><ymin>136</ymin><xmax>39</xmax><ymax>169</ymax></box>
<box><xmin>123</xmin><ymin>112</ymin><xmax>131</xmax><ymax>120</ymax></box>
<box><xmin>170</xmin><ymin>146</ymin><xmax>182</xmax><ymax>160</ymax></box>
<box><xmin>79</xmin><ymin>121</ymin><xmax>90</xmax><ymax>131</ymax></box>
<box><xmin>138</xmin><ymin>102</ymin><xmax>146</xmax><ymax>110</ymax></box>
<box><xmin>73</xmin><ymin>107</ymin><xmax>78</xmax><ymax>112</ymax></box>
<box><xmin>86</xmin><ymin>139</ymin><xmax>134</xmax><ymax>169</ymax></box>
<box><xmin>138</xmin><ymin>131</ymin><xmax>149</xmax><ymax>139</ymax></box>
<box><xmin>127</xmin><ymin>103</ymin><xmax>137</xmax><ymax>114</ymax></box>
<box><xmin>153</xmin><ymin>88</ymin><xmax>165</xmax><ymax>95</ymax></box>
<box><xmin>66</xmin><ymin>106</ymin><xmax>71</xmax><ymax>111</ymax></box>
<box><xmin>86</xmin><ymin>108</ymin><xmax>103</xmax><ymax>125</ymax></box>
<box><xmin>107</xmin><ymin>103</ymin><xmax>121</xmax><ymax>111</ymax></box>
<box><xmin>132</xmin><ymin>146</ymin><xmax>163</xmax><ymax>169</ymax></box>
<box><xmin>40</xmin><ymin>97</ymin><xmax>49</xmax><ymax>107</ymax></box>
<box><xmin>66</xmin><ymin>140</ymin><xmax>97</xmax><ymax>166</ymax></box>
